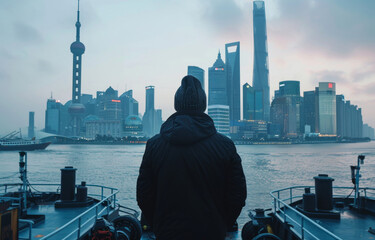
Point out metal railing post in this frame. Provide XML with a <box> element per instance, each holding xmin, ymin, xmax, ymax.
<box><xmin>113</xmin><ymin>193</ymin><xmax>116</xmax><ymax>208</ymax></box>
<box><xmin>301</xmin><ymin>217</ymin><xmax>304</xmax><ymax>239</ymax></box>
<box><xmin>290</xmin><ymin>188</ymin><xmax>293</xmax><ymax>204</ymax></box>
<box><xmin>95</xmin><ymin>205</ymin><xmax>98</xmax><ymax>219</ymax></box>
<box><xmin>101</xmin><ymin>187</ymin><xmax>104</xmax><ymax>200</ymax></box>
<box><xmin>111</xmin><ymin>189</ymin><xmax>114</xmax><ymax>207</ymax></box>
<box><xmin>274</xmin><ymin>198</ymin><xmax>276</xmax><ymax>212</ymax></box>
<box><xmin>277</xmin><ymin>191</ymin><xmax>280</xmax><ymax>209</ymax></box>
<box><xmin>77</xmin><ymin>217</ymin><xmax>81</xmax><ymax>238</ymax></box>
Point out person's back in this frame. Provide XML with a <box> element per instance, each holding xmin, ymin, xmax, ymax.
<box><xmin>137</xmin><ymin>75</ymin><xmax>247</xmax><ymax>240</ymax></box>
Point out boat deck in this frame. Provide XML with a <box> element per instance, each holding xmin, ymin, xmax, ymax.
<box><xmin>19</xmin><ymin>202</ymin><xmax>107</xmax><ymax>240</ymax></box>
<box><xmin>282</xmin><ymin>205</ymin><xmax>375</xmax><ymax>240</ymax></box>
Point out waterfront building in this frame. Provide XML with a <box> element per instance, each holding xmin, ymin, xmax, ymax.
<box><xmin>336</xmin><ymin>95</ymin><xmax>345</xmax><ymax>138</ymax></box>
<box><xmin>45</xmin><ymin>98</ymin><xmax>62</xmax><ymax>134</ymax></box>
<box><xmin>85</xmin><ymin>119</ymin><xmax>121</xmax><ymax>139</ymax></box>
<box><xmin>187</xmin><ymin>66</ymin><xmax>205</xmax><ymax>91</ymax></box>
<box><xmin>28</xmin><ymin>112</ymin><xmax>35</xmax><ymax>139</ymax></box>
<box><xmin>345</xmin><ymin>101</ymin><xmax>352</xmax><ymax>137</ymax></box>
<box><xmin>318</xmin><ymin>82</ymin><xmax>336</xmax><ymax>135</ymax></box>
<box><xmin>98</xmin><ymin>87</ymin><xmax>122</xmax><ymax>121</ymax></box>
<box><xmin>231</xmin><ymin>120</ymin><xmax>267</xmax><ymax>140</ymax></box>
<box><xmin>68</xmin><ymin>1</ymin><xmax>86</xmax><ymax>136</ymax></box>
<box><xmin>363</xmin><ymin>124</ymin><xmax>375</xmax><ymax>139</ymax></box>
<box><xmin>270</xmin><ymin>81</ymin><xmax>302</xmax><ymax>138</ymax></box>
<box><xmin>208</xmin><ymin>52</ymin><xmax>227</xmax><ymax>106</ymax></box>
<box><xmin>119</xmin><ymin>90</ymin><xmax>139</xmax><ymax>120</ymax></box>
<box><xmin>252</xmin><ymin>1</ymin><xmax>270</xmax><ymax>121</ymax></box>
<box><xmin>208</xmin><ymin>105</ymin><xmax>230</xmax><ymax>136</ymax></box>
<box><xmin>123</xmin><ymin>115</ymin><xmax>143</xmax><ymax>137</ymax></box>
<box><xmin>243</xmin><ymin>83</ymin><xmax>255</xmax><ymax>120</ymax></box>
<box><xmin>303</xmin><ymin>91</ymin><xmax>316</xmax><ymax>133</ymax></box>
<box><xmin>225</xmin><ymin>42</ymin><xmax>241</xmax><ymax>125</ymax></box>
<box><xmin>143</xmin><ymin>86</ymin><xmax>157</xmax><ymax>137</ymax></box>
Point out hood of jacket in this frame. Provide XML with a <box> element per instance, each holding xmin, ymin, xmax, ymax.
<box><xmin>160</xmin><ymin>112</ymin><xmax>217</xmax><ymax>145</ymax></box>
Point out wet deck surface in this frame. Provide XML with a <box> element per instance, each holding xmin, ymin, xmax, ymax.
<box><xmin>19</xmin><ymin>203</ymin><xmax>106</xmax><ymax>240</ymax></box>
<box><xmin>283</xmin><ymin>206</ymin><xmax>375</xmax><ymax>240</ymax></box>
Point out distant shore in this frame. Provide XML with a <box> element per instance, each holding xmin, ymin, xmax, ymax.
<box><xmin>50</xmin><ymin>138</ymin><xmax>371</xmax><ymax>146</ymax></box>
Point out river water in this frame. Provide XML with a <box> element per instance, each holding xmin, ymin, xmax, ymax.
<box><xmin>1</xmin><ymin>142</ymin><xmax>375</xmax><ymax>226</ymax></box>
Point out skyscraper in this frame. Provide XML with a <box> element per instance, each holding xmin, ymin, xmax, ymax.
<box><xmin>187</xmin><ymin>66</ymin><xmax>205</xmax><ymax>91</ymax></box>
<box><xmin>145</xmin><ymin>86</ymin><xmax>155</xmax><ymax>112</ymax></box>
<box><xmin>336</xmin><ymin>95</ymin><xmax>345</xmax><ymax>137</ymax></box>
<box><xmin>119</xmin><ymin>90</ymin><xmax>139</xmax><ymax>120</ymax></box>
<box><xmin>303</xmin><ymin>91</ymin><xmax>317</xmax><ymax>133</ymax></box>
<box><xmin>225</xmin><ymin>42</ymin><xmax>240</xmax><ymax>125</ymax></box>
<box><xmin>28</xmin><ymin>112</ymin><xmax>35</xmax><ymax>139</ymax></box>
<box><xmin>318</xmin><ymin>82</ymin><xmax>336</xmax><ymax>135</ymax></box>
<box><xmin>68</xmin><ymin>0</ymin><xmax>86</xmax><ymax>136</ymax></box>
<box><xmin>270</xmin><ymin>81</ymin><xmax>302</xmax><ymax>137</ymax></box>
<box><xmin>208</xmin><ymin>52</ymin><xmax>227</xmax><ymax>106</ymax></box>
<box><xmin>143</xmin><ymin>86</ymin><xmax>156</xmax><ymax>137</ymax></box>
<box><xmin>45</xmin><ymin>98</ymin><xmax>62</xmax><ymax>134</ymax></box>
<box><xmin>252</xmin><ymin>1</ymin><xmax>270</xmax><ymax>121</ymax></box>
<box><xmin>243</xmin><ymin>83</ymin><xmax>255</xmax><ymax>120</ymax></box>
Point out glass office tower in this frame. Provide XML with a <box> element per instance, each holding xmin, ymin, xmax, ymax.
<box><xmin>252</xmin><ymin>1</ymin><xmax>270</xmax><ymax>121</ymax></box>
<box><xmin>318</xmin><ymin>82</ymin><xmax>337</xmax><ymax>135</ymax></box>
<box><xmin>188</xmin><ymin>66</ymin><xmax>205</xmax><ymax>91</ymax></box>
<box><xmin>225</xmin><ymin>42</ymin><xmax>241</xmax><ymax>125</ymax></box>
<box><xmin>208</xmin><ymin>52</ymin><xmax>227</xmax><ymax>106</ymax></box>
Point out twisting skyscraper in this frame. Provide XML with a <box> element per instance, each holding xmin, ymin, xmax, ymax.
<box><xmin>68</xmin><ymin>0</ymin><xmax>86</xmax><ymax>136</ymax></box>
<box><xmin>252</xmin><ymin>1</ymin><xmax>270</xmax><ymax>121</ymax></box>
<box><xmin>225</xmin><ymin>42</ymin><xmax>240</xmax><ymax>126</ymax></box>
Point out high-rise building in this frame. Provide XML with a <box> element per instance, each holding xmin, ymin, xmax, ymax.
<box><xmin>318</xmin><ymin>82</ymin><xmax>336</xmax><ymax>135</ymax></box>
<box><xmin>98</xmin><ymin>87</ymin><xmax>122</xmax><ymax>120</ymax></box>
<box><xmin>270</xmin><ymin>81</ymin><xmax>302</xmax><ymax>138</ymax></box>
<box><xmin>119</xmin><ymin>90</ymin><xmax>139</xmax><ymax>120</ymax></box>
<box><xmin>208</xmin><ymin>52</ymin><xmax>227</xmax><ymax>106</ymax></box>
<box><xmin>145</xmin><ymin>86</ymin><xmax>155</xmax><ymax>112</ymax></box>
<box><xmin>208</xmin><ymin>105</ymin><xmax>230</xmax><ymax>136</ymax></box>
<box><xmin>363</xmin><ymin>124</ymin><xmax>375</xmax><ymax>139</ymax></box>
<box><xmin>45</xmin><ymin>98</ymin><xmax>62</xmax><ymax>134</ymax></box>
<box><xmin>187</xmin><ymin>66</ymin><xmax>205</xmax><ymax>91</ymax></box>
<box><xmin>303</xmin><ymin>91</ymin><xmax>317</xmax><ymax>133</ymax></box>
<box><xmin>143</xmin><ymin>86</ymin><xmax>156</xmax><ymax>137</ymax></box>
<box><xmin>252</xmin><ymin>1</ymin><xmax>270</xmax><ymax>121</ymax></box>
<box><xmin>28</xmin><ymin>112</ymin><xmax>35</xmax><ymax>139</ymax></box>
<box><xmin>225</xmin><ymin>42</ymin><xmax>241</xmax><ymax>125</ymax></box>
<box><xmin>336</xmin><ymin>95</ymin><xmax>345</xmax><ymax>137</ymax></box>
<box><xmin>68</xmin><ymin>1</ymin><xmax>86</xmax><ymax>136</ymax></box>
<box><xmin>155</xmin><ymin>109</ymin><xmax>163</xmax><ymax>134</ymax></box>
<box><xmin>243</xmin><ymin>83</ymin><xmax>255</xmax><ymax>120</ymax></box>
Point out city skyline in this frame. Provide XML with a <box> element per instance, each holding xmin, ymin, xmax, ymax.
<box><xmin>1</xmin><ymin>0</ymin><xmax>375</xmax><ymax>134</ymax></box>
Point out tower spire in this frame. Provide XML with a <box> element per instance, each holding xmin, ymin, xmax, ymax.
<box><xmin>75</xmin><ymin>0</ymin><xmax>81</xmax><ymax>41</ymax></box>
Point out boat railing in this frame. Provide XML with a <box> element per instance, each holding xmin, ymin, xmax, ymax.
<box><xmin>0</xmin><ymin>183</ymin><xmax>119</xmax><ymax>240</ymax></box>
<box><xmin>271</xmin><ymin>185</ymin><xmax>375</xmax><ymax>240</ymax></box>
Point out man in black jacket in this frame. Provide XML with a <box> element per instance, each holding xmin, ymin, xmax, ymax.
<box><xmin>137</xmin><ymin>75</ymin><xmax>247</xmax><ymax>240</ymax></box>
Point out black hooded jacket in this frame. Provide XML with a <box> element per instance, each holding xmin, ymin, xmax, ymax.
<box><xmin>137</xmin><ymin>112</ymin><xmax>247</xmax><ymax>240</ymax></box>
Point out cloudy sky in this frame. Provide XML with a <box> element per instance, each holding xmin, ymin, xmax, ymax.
<box><xmin>0</xmin><ymin>0</ymin><xmax>374</xmax><ymax>134</ymax></box>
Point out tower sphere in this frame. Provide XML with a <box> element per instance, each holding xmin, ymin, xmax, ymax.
<box><xmin>70</xmin><ymin>41</ymin><xmax>85</xmax><ymax>55</ymax></box>
<box><xmin>68</xmin><ymin>103</ymin><xmax>85</xmax><ymax>116</ymax></box>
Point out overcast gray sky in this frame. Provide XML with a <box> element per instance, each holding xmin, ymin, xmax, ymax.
<box><xmin>0</xmin><ymin>0</ymin><xmax>374</xmax><ymax>135</ymax></box>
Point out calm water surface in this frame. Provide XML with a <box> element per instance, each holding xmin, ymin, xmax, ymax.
<box><xmin>1</xmin><ymin>142</ymin><xmax>375</xmax><ymax>226</ymax></box>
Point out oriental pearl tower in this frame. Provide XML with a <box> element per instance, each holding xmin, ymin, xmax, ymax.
<box><xmin>68</xmin><ymin>0</ymin><xmax>85</xmax><ymax>136</ymax></box>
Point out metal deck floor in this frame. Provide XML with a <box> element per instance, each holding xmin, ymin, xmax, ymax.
<box><xmin>283</xmin><ymin>206</ymin><xmax>375</xmax><ymax>240</ymax></box>
<box><xmin>19</xmin><ymin>203</ymin><xmax>106</xmax><ymax>240</ymax></box>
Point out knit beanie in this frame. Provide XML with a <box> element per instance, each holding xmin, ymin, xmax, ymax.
<box><xmin>174</xmin><ymin>75</ymin><xmax>206</xmax><ymax>113</ymax></box>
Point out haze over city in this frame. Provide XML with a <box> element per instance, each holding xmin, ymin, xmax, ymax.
<box><xmin>0</xmin><ymin>0</ymin><xmax>374</xmax><ymax>134</ymax></box>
